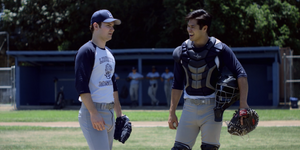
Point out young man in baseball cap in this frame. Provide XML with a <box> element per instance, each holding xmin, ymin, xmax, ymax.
<box><xmin>75</xmin><ymin>9</ymin><xmax>123</xmax><ymax>150</ymax></box>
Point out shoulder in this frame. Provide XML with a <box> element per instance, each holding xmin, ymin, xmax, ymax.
<box><xmin>76</xmin><ymin>41</ymin><xmax>96</xmax><ymax>59</ymax></box>
<box><xmin>208</xmin><ymin>37</ymin><xmax>223</xmax><ymax>50</ymax></box>
<box><xmin>105</xmin><ymin>46</ymin><xmax>113</xmax><ymax>54</ymax></box>
<box><xmin>79</xmin><ymin>41</ymin><xmax>96</xmax><ymax>52</ymax></box>
<box><xmin>217</xmin><ymin>42</ymin><xmax>234</xmax><ymax>55</ymax></box>
<box><xmin>221</xmin><ymin>43</ymin><xmax>231</xmax><ymax>51</ymax></box>
<box><xmin>172</xmin><ymin>46</ymin><xmax>182</xmax><ymax>63</ymax></box>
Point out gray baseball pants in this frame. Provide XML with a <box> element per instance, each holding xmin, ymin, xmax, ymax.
<box><xmin>129</xmin><ymin>84</ymin><xmax>139</xmax><ymax>101</ymax></box>
<box><xmin>164</xmin><ymin>82</ymin><xmax>172</xmax><ymax>106</ymax></box>
<box><xmin>148</xmin><ymin>84</ymin><xmax>158</xmax><ymax>104</ymax></box>
<box><xmin>175</xmin><ymin>100</ymin><xmax>222</xmax><ymax>148</ymax></box>
<box><xmin>78</xmin><ymin>102</ymin><xmax>115</xmax><ymax>150</ymax></box>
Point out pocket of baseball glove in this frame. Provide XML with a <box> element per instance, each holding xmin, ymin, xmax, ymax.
<box><xmin>227</xmin><ymin>108</ymin><xmax>259</xmax><ymax>136</ymax></box>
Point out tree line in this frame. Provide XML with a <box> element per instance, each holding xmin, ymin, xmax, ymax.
<box><xmin>0</xmin><ymin>0</ymin><xmax>299</xmax><ymax>54</ymax></box>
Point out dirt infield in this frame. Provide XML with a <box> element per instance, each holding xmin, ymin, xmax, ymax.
<box><xmin>1</xmin><ymin>120</ymin><xmax>300</xmax><ymax>127</ymax></box>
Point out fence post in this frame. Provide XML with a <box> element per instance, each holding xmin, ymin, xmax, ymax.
<box><xmin>283</xmin><ymin>53</ymin><xmax>286</xmax><ymax>106</ymax></box>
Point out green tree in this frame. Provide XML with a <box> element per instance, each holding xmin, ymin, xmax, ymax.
<box><xmin>206</xmin><ymin>0</ymin><xmax>300</xmax><ymax>53</ymax></box>
<box><xmin>1</xmin><ymin>0</ymin><xmax>80</xmax><ymax>50</ymax></box>
<box><xmin>0</xmin><ymin>0</ymin><xmax>299</xmax><ymax>53</ymax></box>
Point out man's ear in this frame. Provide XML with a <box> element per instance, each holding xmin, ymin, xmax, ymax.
<box><xmin>203</xmin><ymin>25</ymin><xmax>208</xmax><ymax>31</ymax></box>
<box><xmin>93</xmin><ymin>22</ymin><xmax>99</xmax><ymax>29</ymax></box>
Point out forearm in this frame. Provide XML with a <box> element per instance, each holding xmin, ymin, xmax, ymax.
<box><xmin>80</xmin><ymin>93</ymin><xmax>98</xmax><ymax>115</ymax></box>
<box><xmin>113</xmin><ymin>91</ymin><xmax>122</xmax><ymax>117</ymax></box>
<box><xmin>169</xmin><ymin>89</ymin><xmax>183</xmax><ymax>114</ymax></box>
<box><xmin>237</xmin><ymin>77</ymin><xmax>249</xmax><ymax>108</ymax></box>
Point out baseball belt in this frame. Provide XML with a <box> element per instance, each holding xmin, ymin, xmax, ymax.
<box><xmin>94</xmin><ymin>102</ymin><xmax>115</xmax><ymax>109</ymax></box>
<box><xmin>185</xmin><ymin>98</ymin><xmax>215</xmax><ymax>105</ymax></box>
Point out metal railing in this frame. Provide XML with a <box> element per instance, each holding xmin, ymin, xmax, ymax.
<box><xmin>0</xmin><ymin>66</ymin><xmax>15</xmax><ymax>107</ymax></box>
<box><xmin>283</xmin><ymin>54</ymin><xmax>300</xmax><ymax>106</ymax></box>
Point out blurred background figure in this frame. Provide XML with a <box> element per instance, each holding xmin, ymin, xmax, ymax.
<box><xmin>161</xmin><ymin>67</ymin><xmax>174</xmax><ymax>107</ymax></box>
<box><xmin>146</xmin><ymin>66</ymin><xmax>160</xmax><ymax>106</ymax></box>
<box><xmin>127</xmin><ymin>67</ymin><xmax>144</xmax><ymax>107</ymax></box>
<box><xmin>114</xmin><ymin>73</ymin><xmax>120</xmax><ymax>80</ymax></box>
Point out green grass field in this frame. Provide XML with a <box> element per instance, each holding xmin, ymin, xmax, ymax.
<box><xmin>0</xmin><ymin>109</ymin><xmax>300</xmax><ymax>150</ymax></box>
<box><xmin>0</xmin><ymin>126</ymin><xmax>300</xmax><ymax>150</ymax></box>
<box><xmin>0</xmin><ymin>109</ymin><xmax>299</xmax><ymax>122</ymax></box>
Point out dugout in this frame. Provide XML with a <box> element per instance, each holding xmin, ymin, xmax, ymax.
<box><xmin>7</xmin><ymin>46</ymin><xmax>281</xmax><ymax>109</ymax></box>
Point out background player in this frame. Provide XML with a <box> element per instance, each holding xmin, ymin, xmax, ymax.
<box><xmin>168</xmin><ymin>9</ymin><xmax>249</xmax><ymax>150</ymax></box>
<box><xmin>146</xmin><ymin>66</ymin><xmax>160</xmax><ymax>106</ymax></box>
<box><xmin>161</xmin><ymin>67</ymin><xmax>174</xmax><ymax>107</ymax></box>
<box><xmin>75</xmin><ymin>9</ymin><xmax>123</xmax><ymax>150</ymax></box>
<box><xmin>127</xmin><ymin>67</ymin><xmax>144</xmax><ymax>107</ymax></box>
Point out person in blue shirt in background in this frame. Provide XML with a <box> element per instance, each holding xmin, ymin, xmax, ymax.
<box><xmin>161</xmin><ymin>67</ymin><xmax>174</xmax><ymax>107</ymax></box>
<box><xmin>127</xmin><ymin>67</ymin><xmax>144</xmax><ymax>107</ymax></box>
<box><xmin>146</xmin><ymin>66</ymin><xmax>160</xmax><ymax>106</ymax></box>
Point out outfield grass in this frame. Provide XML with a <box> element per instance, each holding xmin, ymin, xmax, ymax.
<box><xmin>0</xmin><ymin>126</ymin><xmax>299</xmax><ymax>150</ymax></box>
<box><xmin>0</xmin><ymin>109</ymin><xmax>299</xmax><ymax>122</ymax></box>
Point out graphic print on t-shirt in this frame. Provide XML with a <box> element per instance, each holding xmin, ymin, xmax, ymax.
<box><xmin>105</xmin><ymin>63</ymin><xmax>113</xmax><ymax>79</ymax></box>
<box><xmin>97</xmin><ymin>55</ymin><xmax>114</xmax><ymax>87</ymax></box>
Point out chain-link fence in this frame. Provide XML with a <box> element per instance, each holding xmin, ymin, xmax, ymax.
<box><xmin>0</xmin><ymin>66</ymin><xmax>15</xmax><ymax>106</ymax></box>
<box><xmin>283</xmin><ymin>54</ymin><xmax>300</xmax><ymax>106</ymax></box>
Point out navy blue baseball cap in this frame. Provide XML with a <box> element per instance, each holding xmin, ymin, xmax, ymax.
<box><xmin>90</xmin><ymin>9</ymin><xmax>121</xmax><ymax>25</ymax></box>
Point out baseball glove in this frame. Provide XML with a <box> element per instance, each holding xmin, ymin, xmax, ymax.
<box><xmin>227</xmin><ymin>108</ymin><xmax>259</xmax><ymax>136</ymax></box>
<box><xmin>114</xmin><ymin>115</ymin><xmax>132</xmax><ymax>144</ymax></box>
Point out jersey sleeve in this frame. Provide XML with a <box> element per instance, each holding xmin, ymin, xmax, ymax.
<box><xmin>112</xmin><ymin>74</ymin><xmax>118</xmax><ymax>92</ymax></box>
<box><xmin>74</xmin><ymin>44</ymin><xmax>95</xmax><ymax>95</ymax></box>
<box><xmin>220</xmin><ymin>44</ymin><xmax>247</xmax><ymax>78</ymax></box>
<box><xmin>172</xmin><ymin>60</ymin><xmax>185</xmax><ymax>90</ymax></box>
<box><xmin>139</xmin><ymin>73</ymin><xmax>144</xmax><ymax>78</ymax></box>
<box><xmin>155</xmin><ymin>72</ymin><xmax>160</xmax><ymax>77</ymax></box>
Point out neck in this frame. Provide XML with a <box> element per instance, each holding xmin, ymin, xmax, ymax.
<box><xmin>91</xmin><ymin>35</ymin><xmax>106</xmax><ymax>49</ymax></box>
<box><xmin>193</xmin><ymin>35</ymin><xmax>209</xmax><ymax>48</ymax></box>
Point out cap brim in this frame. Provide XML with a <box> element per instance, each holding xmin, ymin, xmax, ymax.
<box><xmin>103</xmin><ymin>18</ymin><xmax>121</xmax><ymax>25</ymax></box>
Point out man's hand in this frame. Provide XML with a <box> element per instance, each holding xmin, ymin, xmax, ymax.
<box><xmin>168</xmin><ymin>113</ymin><xmax>178</xmax><ymax>129</ymax></box>
<box><xmin>90</xmin><ymin>112</ymin><xmax>106</xmax><ymax>131</ymax></box>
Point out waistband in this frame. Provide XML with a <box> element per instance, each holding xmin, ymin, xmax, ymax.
<box><xmin>184</xmin><ymin>98</ymin><xmax>215</xmax><ymax>105</ymax></box>
<box><xmin>81</xmin><ymin>102</ymin><xmax>114</xmax><ymax>110</ymax></box>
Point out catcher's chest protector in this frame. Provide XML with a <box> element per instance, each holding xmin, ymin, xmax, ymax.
<box><xmin>178</xmin><ymin>37</ymin><xmax>222</xmax><ymax>96</ymax></box>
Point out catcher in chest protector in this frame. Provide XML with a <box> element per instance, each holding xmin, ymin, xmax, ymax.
<box><xmin>214</xmin><ymin>75</ymin><xmax>259</xmax><ymax>136</ymax></box>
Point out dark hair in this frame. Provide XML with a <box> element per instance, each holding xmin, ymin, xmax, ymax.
<box><xmin>185</xmin><ymin>9</ymin><xmax>212</xmax><ymax>32</ymax></box>
<box><xmin>89</xmin><ymin>22</ymin><xmax>102</xmax><ymax>32</ymax></box>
